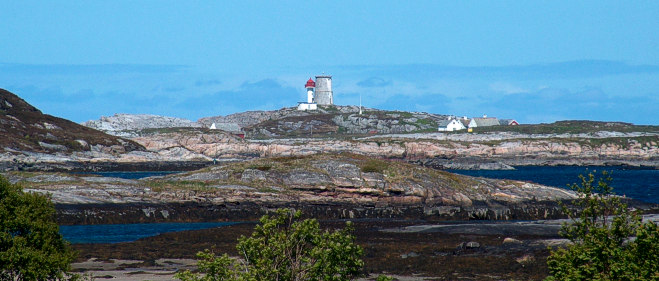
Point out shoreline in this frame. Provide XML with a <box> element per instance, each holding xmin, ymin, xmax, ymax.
<box><xmin>67</xmin><ymin>219</ymin><xmax>565</xmax><ymax>280</ymax></box>
<box><xmin>3</xmin><ymin>157</ymin><xmax>658</xmax><ymax>172</ymax></box>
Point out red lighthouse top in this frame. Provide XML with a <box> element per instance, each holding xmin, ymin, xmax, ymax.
<box><xmin>305</xmin><ymin>78</ymin><xmax>315</xmax><ymax>88</ymax></box>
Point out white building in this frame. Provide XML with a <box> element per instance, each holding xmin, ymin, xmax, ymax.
<box><xmin>298</xmin><ymin>75</ymin><xmax>333</xmax><ymax>111</ymax></box>
<box><xmin>438</xmin><ymin>119</ymin><xmax>467</xmax><ymax>131</ymax></box>
<box><xmin>297</xmin><ymin>78</ymin><xmax>318</xmax><ymax>111</ymax></box>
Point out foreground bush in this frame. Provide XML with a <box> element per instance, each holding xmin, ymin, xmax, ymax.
<box><xmin>546</xmin><ymin>172</ymin><xmax>659</xmax><ymax>281</ymax></box>
<box><xmin>0</xmin><ymin>176</ymin><xmax>77</xmax><ymax>281</ymax></box>
<box><xmin>176</xmin><ymin>208</ymin><xmax>364</xmax><ymax>281</ymax></box>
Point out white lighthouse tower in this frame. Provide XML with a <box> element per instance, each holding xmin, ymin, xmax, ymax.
<box><xmin>297</xmin><ymin>78</ymin><xmax>318</xmax><ymax>111</ymax></box>
<box><xmin>305</xmin><ymin>78</ymin><xmax>315</xmax><ymax>103</ymax></box>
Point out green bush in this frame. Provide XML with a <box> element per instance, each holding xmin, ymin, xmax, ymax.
<box><xmin>176</xmin><ymin>208</ymin><xmax>364</xmax><ymax>281</ymax></box>
<box><xmin>0</xmin><ymin>176</ymin><xmax>77</xmax><ymax>281</ymax></box>
<box><xmin>545</xmin><ymin>172</ymin><xmax>659</xmax><ymax>281</ymax></box>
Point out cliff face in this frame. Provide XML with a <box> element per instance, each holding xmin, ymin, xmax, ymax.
<box><xmin>130</xmin><ymin>131</ymin><xmax>659</xmax><ymax>168</ymax></box>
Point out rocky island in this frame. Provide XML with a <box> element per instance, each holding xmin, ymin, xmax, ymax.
<box><xmin>3</xmin><ymin>86</ymin><xmax>658</xmax><ymax>172</ymax></box>
<box><xmin>6</xmin><ymin>153</ymin><xmax>589</xmax><ymax>225</ymax></box>
<box><xmin>2</xmin><ymin>88</ymin><xmax>658</xmax><ymax>280</ymax></box>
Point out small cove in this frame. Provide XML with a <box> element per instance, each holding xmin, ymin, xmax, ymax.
<box><xmin>60</xmin><ymin>222</ymin><xmax>240</xmax><ymax>244</ymax></box>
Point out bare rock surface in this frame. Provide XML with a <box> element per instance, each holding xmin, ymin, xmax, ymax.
<box><xmin>82</xmin><ymin>113</ymin><xmax>202</xmax><ymax>137</ymax></box>
<box><xmin>4</xmin><ymin>154</ymin><xmax>605</xmax><ymax>224</ymax></box>
<box><xmin>125</xmin><ymin>131</ymin><xmax>659</xmax><ymax>169</ymax></box>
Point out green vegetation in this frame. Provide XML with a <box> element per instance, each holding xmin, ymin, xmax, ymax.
<box><xmin>394</xmin><ymin>111</ymin><xmax>414</xmax><ymax>118</ymax></box>
<box><xmin>146</xmin><ymin>180</ymin><xmax>215</xmax><ymax>192</ymax></box>
<box><xmin>0</xmin><ymin>176</ymin><xmax>77</xmax><ymax>281</ymax></box>
<box><xmin>247</xmin><ymin>163</ymin><xmax>272</xmax><ymax>171</ymax></box>
<box><xmin>413</xmin><ymin>118</ymin><xmax>435</xmax><ymax>126</ymax></box>
<box><xmin>473</xmin><ymin>120</ymin><xmax>659</xmax><ymax>134</ymax></box>
<box><xmin>360</xmin><ymin>159</ymin><xmax>386</xmax><ymax>173</ymax></box>
<box><xmin>175</xmin><ymin>209</ymin><xmax>364</xmax><ymax>281</ymax></box>
<box><xmin>570</xmin><ymin>136</ymin><xmax>657</xmax><ymax>150</ymax></box>
<box><xmin>545</xmin><ymin>172</ymin><xmax>659</xmax><ymax>281</ymax></box>
<box><xmin>319</xmin><ymin>105</ymin><xmax>341</xmax><ymax>113</ymax></box>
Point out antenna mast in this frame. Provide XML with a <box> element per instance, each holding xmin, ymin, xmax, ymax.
<box><xmin>359</xmin><ymin>93</ymin><xmax>362</xmax><ymax>115</ymax></box>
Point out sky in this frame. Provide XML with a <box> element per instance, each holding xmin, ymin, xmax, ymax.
<box><xmin>1</xmin><ymin>1</ymin><xmax>658</xmax><ymax>124</ymax></box>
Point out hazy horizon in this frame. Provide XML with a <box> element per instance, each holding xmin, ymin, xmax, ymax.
<box><xmin>1</xmin><ymin>1</ymin><xmax>658</xmax><ymax>125</ymax></box>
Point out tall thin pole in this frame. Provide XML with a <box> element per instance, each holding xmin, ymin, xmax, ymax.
<box><xmin>359</xmin><ymin>93</ymin><xmax>362</xmax><ymax>115</ymax></box>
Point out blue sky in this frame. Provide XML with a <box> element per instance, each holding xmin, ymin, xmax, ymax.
<box><xmin>1</xmin><ymin>1</ymin><xmax>658</xmax><ymax>124</ymax></box>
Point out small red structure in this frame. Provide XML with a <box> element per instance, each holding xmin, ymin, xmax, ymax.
<box><xmin>305</xmin><ymin>78</ymin><xmax>316</xmax><ymax>88</ymax></box>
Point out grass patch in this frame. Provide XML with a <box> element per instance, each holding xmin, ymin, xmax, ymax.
<box><xmin>472</xmin><ymin>120</ymin><xmax>659</xmax><ymax>134</ymax></box>
<box><xmin>360</xmin><ymin>159</ymin><xmax>390</xmax><ymax>174</ymax></box>
<box><xmin>247</xmin><ymin>164</ymin><xmax>272</xmax><ymax>171</ymax></box>
<box><xmin>319</xmin><ymin>105</ymin><xmax>340</xmax><ymax>113</ymax></box>
<box><xmin>146</xmin><ymin>180</ymin><xmax>214</xmax><ymax>192</ymax></box>
<box><xmin>414</xmin><ymin>118</ymin><xmax>435</xmax><ymax>126</ymax></box>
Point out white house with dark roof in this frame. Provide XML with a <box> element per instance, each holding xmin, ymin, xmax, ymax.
<box><xmin>438</xmin><ymin>119</ymin><xmax>467</xmax><ymax>131</ymax></box>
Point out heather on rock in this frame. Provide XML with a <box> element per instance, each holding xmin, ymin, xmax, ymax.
<box><xmin>545</xmin><ymin>172</ymin><xmax>659</xmax><ymax>281</ymax></box>
<box><xmin>0</xmin><ymin>88</ymin><xmax>143</xmax><ymax>154</ymax></box>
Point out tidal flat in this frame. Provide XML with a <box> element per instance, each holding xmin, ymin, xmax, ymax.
<box><xmin>71</xmin><ymin>219</ymin><xmax>569</xmax><ymax>280</ymax></box>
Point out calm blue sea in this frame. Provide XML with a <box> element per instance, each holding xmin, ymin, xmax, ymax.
<box><xmin>448</xmin><ymin>166</ymin><xmax>659</xmax><ymax>204</ymax></box>
<box><xmin>59</xmin><ymin>222</ymin><xmax>238</xmax><ymax>244</ymax></box>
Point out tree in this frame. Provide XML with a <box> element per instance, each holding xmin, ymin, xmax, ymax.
<box><xmin>176</xmin><ymin>208</ymin><xmax>364</xmax><ymax>281</ymax></box>
<box><xmin>545</xmin><ymin>172</ymin><xmax>659</xmax><ymax>281</ymax></box>
<box><xmin>0</xmin><ymin>175</ymin><xmax>77</xmax><ymax>281</ymax></box>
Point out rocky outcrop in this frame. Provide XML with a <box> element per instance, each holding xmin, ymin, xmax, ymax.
<box><xmin>197</xmin><ymin>106</ymin><xmax>366</xmax><ymax>128</ymax></box>
<box><xmin>6</xmin><ymin>154</ymin><xmax>596</xmax><ymax>224</ymax></box>
<box><xmin>196</xmin><ymin>106</ymin><xmax>446</xmax><ymax>137</ymax></box>
<box><xmin>0</xmin><ymin>89</ymin><xmax>145</xmax><ymax>159</ymax></box>
<box><xmin>128</xmin><ymin>131</ymin><xmax>659</xmax><ymax>169</ymax></box>
<box><xmin>82</xmin><ymin>113</ymin><xmax>202</xmax><ymax>137</ymax></box>
<box><xmin>244</xmin><ymin>108</ymin><xmax>446</xmax><ymax>137</ymax></box>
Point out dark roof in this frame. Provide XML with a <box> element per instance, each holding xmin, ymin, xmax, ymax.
<box><xmin>471</xmin><ymin>118</ymin><xmax>500</xmax><ymax>127</ymax></box>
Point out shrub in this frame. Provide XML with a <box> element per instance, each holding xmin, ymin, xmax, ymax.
<box><xmin>545</xmin><ymin>172</ymin><xmax>659</xmax><ymax>281</ymax></box>
<box><xmin>0</xmin><ymin>176</ymin><xmax>77</xmax><ymax>281</ymax></box>
<box><xmin>176</xmin><ymin>208</ymin><xmax>364</xmax><ymax>281</ymax></box>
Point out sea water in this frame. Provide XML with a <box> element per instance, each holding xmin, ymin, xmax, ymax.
<box><xmin>59</xmin><ymin>222</ymin><xmax>239</xmax><ymax>244</ymax></box>
<box><xmin>448</xmin><ymin>166</ymin><xmax>659</xmax><ymax>204</ymax></box>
